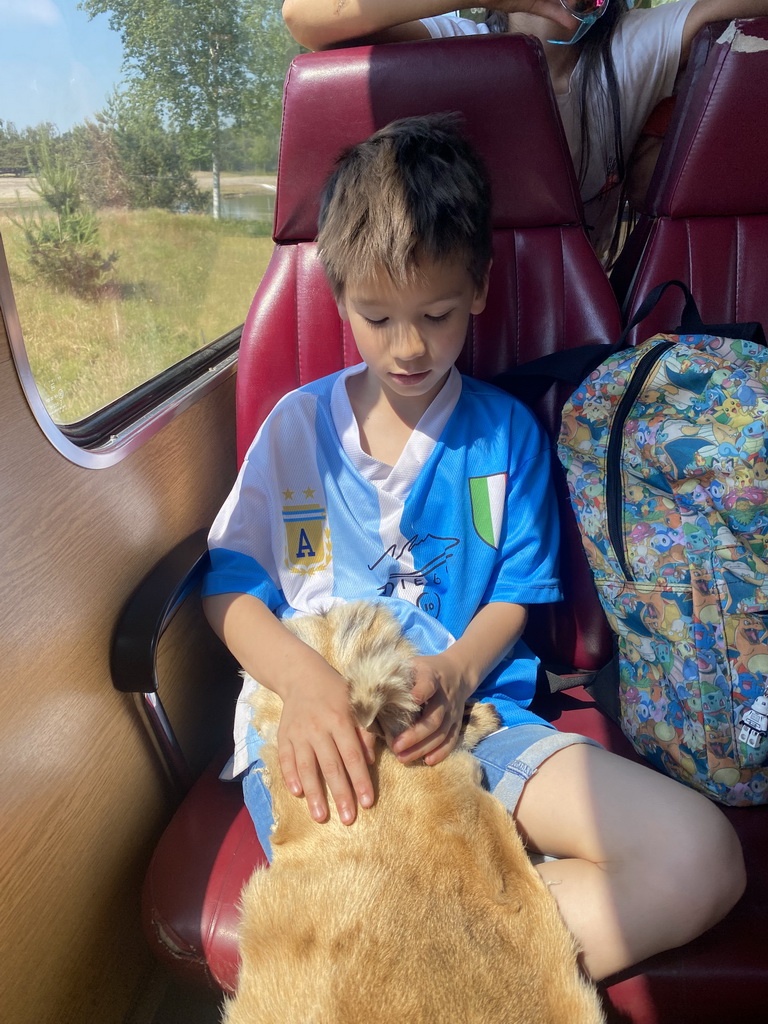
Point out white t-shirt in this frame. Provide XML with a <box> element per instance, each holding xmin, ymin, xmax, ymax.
<box><xmin>422</xmin><ymin>3</ymin><xmax>696</xmax><ymax>254</ymax></box>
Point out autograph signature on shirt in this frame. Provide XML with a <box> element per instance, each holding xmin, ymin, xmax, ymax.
<box><xmin>368</xmin><ymin>534</ymin><xmax>460</xmax><ymax>610</ymax></box>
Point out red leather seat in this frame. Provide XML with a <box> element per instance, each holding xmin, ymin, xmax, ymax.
<box><xmin>611</xmin><ymin>17</ymin><xmax>768</xmax><ymax>341</ymax></box>
<box><xmin>136</xmin><ymin>34</ymin><xmax>767</xmax><ymax>1022</ymax></box>
<box><xmin>237</xmin><ymin>35</ymin><xmax>620</xmax><ymax>677</ymax></box>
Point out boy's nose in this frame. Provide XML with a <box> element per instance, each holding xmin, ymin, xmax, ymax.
<box><xmin>392</xmin><ymin>324</ymin><xmax>427</xmax><ymax>361</ymax></box>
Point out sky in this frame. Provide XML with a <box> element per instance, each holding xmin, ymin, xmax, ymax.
<box><xmin>1</xmin><ymin>0</ymin><xmax>124</xmax><ymax>132</ymax></box>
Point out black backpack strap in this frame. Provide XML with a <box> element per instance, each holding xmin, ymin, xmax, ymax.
<box><xmin>495</xmin><ymin>280</ymin><xmax>766</xmax><ymax>402</ymax></box>
<box><xmin>621</xmin><ymin>279</ymin><xmax>767</xmax><ymax>346</ymax></box>
<box><xmin>495</xmin><ymin>281</ymin><xmax>698</xmax><ymax>401</ymax></box>
<box><xmin>493</xmin><ymin>343</ymin><xmax>611</xmax><ymax>402</ymax></box>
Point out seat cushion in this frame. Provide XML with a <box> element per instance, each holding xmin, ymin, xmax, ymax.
<box><xmin>141</xmin><ymin>750</ymin><xmax>267</xmax><ymax>993</ymax></box>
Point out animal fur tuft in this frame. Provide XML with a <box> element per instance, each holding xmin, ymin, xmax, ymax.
<box><xmin>284</xmin><ymin>601</ymin><xmax>421</xmax><ymax>739</ymax></box>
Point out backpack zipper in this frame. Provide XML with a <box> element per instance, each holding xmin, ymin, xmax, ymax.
<box><xmin>606</xmin><ymin>340</ymin><xmax>676</xmax><ymax>581</ymax></box>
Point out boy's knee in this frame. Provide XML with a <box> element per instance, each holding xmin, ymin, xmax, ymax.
<box><xmin>673</xmin><ymin>799</ymin><xmax>746</xmax><ymax>924</ymax></box>
<box><xmin>705</xmin><ymin>808</ymin><xmax>746</xmax><ymax>917</ymax></box>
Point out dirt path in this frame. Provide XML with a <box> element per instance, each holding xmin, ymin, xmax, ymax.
<box><xmin>193</xmin><ymin>172</ymin><xmax>277</xmax><ymax>195</ymax></box>
<box><xmin>0</xmin><ymin>171</ymin><xmax>278</xmax><ymax>208</ymax></box>
<box><xmin>0</xmin><ymin>176</ymin><xmax>37</xmax><ymax>206</ymax></box>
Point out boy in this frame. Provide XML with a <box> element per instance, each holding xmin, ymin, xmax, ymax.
<box><xmin>203</xmin><ymin>115</ymin><xmax>744</xmax><ymax>981</ymax></box>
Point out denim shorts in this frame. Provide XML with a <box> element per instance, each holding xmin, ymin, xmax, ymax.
<box><xmin>242</xmin><ymin>721</ymin><xmax>601</xmax><ymax>863</ymax></box>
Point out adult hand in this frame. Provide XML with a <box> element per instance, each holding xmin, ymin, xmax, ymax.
<box><xmin>486</xmin><ymin>0</ymin><xmax>583</xmax><ymax>32</ymax></box>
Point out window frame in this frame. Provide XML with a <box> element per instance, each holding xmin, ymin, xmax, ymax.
<box><xmin>0</xmin><ymin>238</ymin><xmax>239</xmax><ymax>470</ymax></box>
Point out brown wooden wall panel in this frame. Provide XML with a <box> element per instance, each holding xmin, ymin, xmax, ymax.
<box><xmin>0</xmin><ymin>310</ymin><xmax>238</xmax><ymax>1023</ymax></box>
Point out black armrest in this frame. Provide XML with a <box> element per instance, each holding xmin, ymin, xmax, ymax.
<box><xmin>110</xmin><ymin>528</ymin><xmax>211</xmax><ymax>791</ymax></box>
<box><xmin>111</xmin><ymin>528</ymin><xmax>211</xmax><ymax>694</ymax></box>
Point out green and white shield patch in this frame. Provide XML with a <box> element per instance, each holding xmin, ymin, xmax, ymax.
<box><xmin>468</xmin><ymin>473</ymin><xmax>507</xmax><ymax>548</ymax></box>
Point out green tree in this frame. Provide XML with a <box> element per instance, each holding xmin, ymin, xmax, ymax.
<box><xmin>14</xmin><ymin>145</ymin><xmax>118</xmax><ymax>297</ymax></box>
<box><xmin>65</xmin><ymin>110</ymin><xmax>130</xmax><ymax>209</ymax></box>
<box><xmin>71</xmin><ymin>91</ymin><xmax>209</xmax><ymax>211</ymax></box>
<box><xmin>0</xmin><ymin>120</ymin><xmax>28</xmax><ymax>170</ymax></box>
<box><xmin>1</xmin><ymin>120</ymin><xmax>61</xmax><ymax>174</ymax></box>
<box><xmin>80</xmin><ymin>0</ymin><xmax>298</xmax><ymax>217</ymax></box>
<box><xmin>240</xmin><ymin>0</ymin><xmax>301</xmax><ymax>171</ymax></box>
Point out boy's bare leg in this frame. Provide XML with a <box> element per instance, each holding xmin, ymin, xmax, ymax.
<box><xmin>514</xmin><ymin>744</ymin><xmax>746</xmax><ymax>981</ymax></box>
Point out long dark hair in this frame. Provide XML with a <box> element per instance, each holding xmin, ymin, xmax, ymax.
<box><xmin>486</xmin><ymin>3</ymin><xmax>631</xmax><ymax>261</ymax></box>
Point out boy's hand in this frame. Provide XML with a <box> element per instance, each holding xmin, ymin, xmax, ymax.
<box><xmin>276</xmin><ymin>668</ymin><xmax>376</xmax><ymax>825</ymax></box>
<box><xmin>391</xmin><ymin>652</ymin><xmax>474</xmax><ymax>766</ymax></box>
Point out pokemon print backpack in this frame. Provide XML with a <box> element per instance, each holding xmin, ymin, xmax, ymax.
<box><xmin>556</xmin><ymin>281</ymin><xmax>768</xmax><ymax>806</ymax></box>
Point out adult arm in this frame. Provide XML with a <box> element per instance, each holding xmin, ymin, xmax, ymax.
<box><xmin>681</xmin><ymin>0</ymin><xmax>768</xmax><ymax>66</ymax></box>
<box><xmin>282</xmin><ymin>0</ymin><xmax>432</xmax><ymax>50</ymax></box>
<box><xmin>281</xmin><ymin>0</ymin><xmax>575</xmax><ymax>52</ymax></box>
<box><xmin>203</xmin><ymin>591</ymin><xmax>376</xmax><ymax>825</ymax></box>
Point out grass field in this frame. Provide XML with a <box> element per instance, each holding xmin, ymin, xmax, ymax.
<box><xmin>0</xmin><ymin>206</ymin><xmax>275</xmax><ymax>423</ymax></box>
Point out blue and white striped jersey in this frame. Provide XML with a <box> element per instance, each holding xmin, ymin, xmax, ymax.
<box><xmin>204</xmin><ymin>364</ymin><xmax>561</xmax><ymax>775</ymax></box>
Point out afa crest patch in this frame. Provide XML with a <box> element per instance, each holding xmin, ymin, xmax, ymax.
<box><xmin>282</xmin><ymin>489</ymin><xmax>332</xmax><ymax>574</ymax></box>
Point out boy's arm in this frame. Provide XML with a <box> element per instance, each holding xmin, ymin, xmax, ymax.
<box><xmin>203</xmin><ymin>592</ymin><xmax>375</xmax><ymax>824</ymax></box>
<box><xmin>392</xmin><ymin>601</ymin><xmax>528</xmax><ymax>765</ymax></box>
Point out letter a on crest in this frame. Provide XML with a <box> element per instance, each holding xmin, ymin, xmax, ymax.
<box><xmin>283</xmin><ymin>502</ymin><xmax>332</xmax><ymax>574</ymax></box>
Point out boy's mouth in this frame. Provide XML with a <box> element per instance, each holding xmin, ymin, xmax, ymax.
<box><xmin>389</xmin><ymin>370</ymin><xmax>430</xmax><ymax>386</ymax></box>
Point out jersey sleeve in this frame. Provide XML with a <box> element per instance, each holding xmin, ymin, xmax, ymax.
<box><xmin>483</xmin><ymin>400</ymin><xmax>561</xmax><ymax>607</ymax></box>
<box><xmin>201</xmin><ymin>419</ymin><xmax>284</xmax><ymax>609</ymax></box>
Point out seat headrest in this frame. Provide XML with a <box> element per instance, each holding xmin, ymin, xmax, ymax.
<box><xmin>273</xmin><ymin>34</ymin><xmax>583</xmax><ymax>241</ymax></box>
<box><xmin>649</xmin><ymin>18</ymin><xmax>768</xmax><ymax>218</ymax></box>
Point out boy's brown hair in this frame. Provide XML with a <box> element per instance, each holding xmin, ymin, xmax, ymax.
<box><xmin>317</xmin><ymin>113</ymin><xmax>492</xmax><ymax>298</ymax></box>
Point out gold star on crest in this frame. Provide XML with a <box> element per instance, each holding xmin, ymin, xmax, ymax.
<box><xmin>282</xmin><ymin>488</ymin><xmax>294</xmax><ymax>501</ymax></box>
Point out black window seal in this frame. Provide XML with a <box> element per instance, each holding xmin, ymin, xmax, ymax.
<box><xmin>62</xmin><ymin>326</ymin><xmax>242</xmax><ymax>448</ymax></box>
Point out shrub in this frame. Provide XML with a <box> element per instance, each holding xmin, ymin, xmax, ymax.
<box><xmin>15</xmin><ymin>148</ymin><xmax>118</xmax><ymax>297</ymax></box>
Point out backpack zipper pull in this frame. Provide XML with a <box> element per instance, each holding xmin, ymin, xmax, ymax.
<box><xmin>739</xmin><ymin>688</ymin><xmax>768</xmax><ymax>749</ymax></box>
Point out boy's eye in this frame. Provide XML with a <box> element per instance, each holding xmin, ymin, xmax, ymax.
<box><xmin>363</xmin><ymin>316</ymin><xmax>389</xmax><ymax>328</ymax></box>
<box><xmin>425</xmin><ymin>311</ymin><xmax>451</xmax><ymax>323</ymax></box>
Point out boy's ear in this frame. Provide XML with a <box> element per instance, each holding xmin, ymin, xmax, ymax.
<box><xmin>471</xmin><ymin>261</ymin><xmax>492</xmax><ymax>316</ymax></box>
<box><xmin>336</xmin><ymin>294</ymin><xmax>350</xmax><ymax>321</ymax></box>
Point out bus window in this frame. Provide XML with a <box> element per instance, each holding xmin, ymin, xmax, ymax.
<box><xmin>0</xmin><ymin>1</ymin><xmax>300</xmax><ymax>457</ymax></box>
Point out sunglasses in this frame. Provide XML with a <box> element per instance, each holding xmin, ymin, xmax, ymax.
<box><xmin>548</xmin><ymin>0</ymin><xmax>613</xmax><ymax>46</ymax></box>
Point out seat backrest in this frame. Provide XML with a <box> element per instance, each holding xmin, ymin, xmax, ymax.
<box><xmin>612</xmin><ymin>18</ymin><xmax>768</xmax><ymax>342</ymax></box>
<box><xmin>236</xmin><ymin>34</ymin><xmax>622</xmax><ymax>672</ymax></box>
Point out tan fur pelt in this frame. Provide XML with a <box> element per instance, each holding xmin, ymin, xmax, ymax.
<box><xmin>223</xmin><ymin>601</ymin><xmax>604</xmax><ymax>1024</ymax></box>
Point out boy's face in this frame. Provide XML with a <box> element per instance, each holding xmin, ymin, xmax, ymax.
<box><xmin>337</xmin><ymin>257</ymin><xmax>489</xmax><ymax>410</ymax></box>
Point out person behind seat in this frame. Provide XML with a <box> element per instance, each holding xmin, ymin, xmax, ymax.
<box><xmin>282</xmin><ymin>0</ymin><xmax>768</xmax><ymax>262</ymax></box>
<box><xmin>202</xmin><ymin>114</ymin><xmax>744</xmax><ymax>981</ymax></box>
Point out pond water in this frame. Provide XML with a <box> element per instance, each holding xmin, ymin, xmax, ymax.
<box><xmin>217</xmin><ymin>191</ymin><xmax>275</xmax><ymax>224</ymax></box>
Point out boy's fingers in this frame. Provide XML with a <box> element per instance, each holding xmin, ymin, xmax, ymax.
<box><xmin>280</xmin><ymin>726</ymin><xmax>374</xmax><ymax>825</ymax></box>
<box><xmin>392</xmin><ymin>698</ymin><xmax>446</xmax><ymax>754</ymax></box>
<box><xmin>313</xmin><ymin>731</ymin><xmax>373</xmax><ymax>825</ymax></box>
<box><xmin>423</xmin><ymin>728</ymin><xmax>460</xmax><ymax>766</ymax></box>
<box><xmin>358</xmin><ymin>727</ymin><xmax>378</xmax><ymax>765</ymax></box>
<box><xmin>337</xmin><ymin>734</ymin><xmax>375</xmax><ymax>812</ymax></box>
<box><xmin>409</xmin><ymin>676</ymin><xmax>437</xmax><ymax>707</ymax></box>
<box><xmin>278</xmin><ymin>743</ymin><xmax>304</xmax><ymax>797</ymax></box>
<box><xmin>394</xmin><ymin>706</ymin><xmax>461</xmax><ymax>764</ymax></box>
<box><xmin>293</xmin><ymin>742</ymin><xmax>332</xmax><ymax>823</ymax></box>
